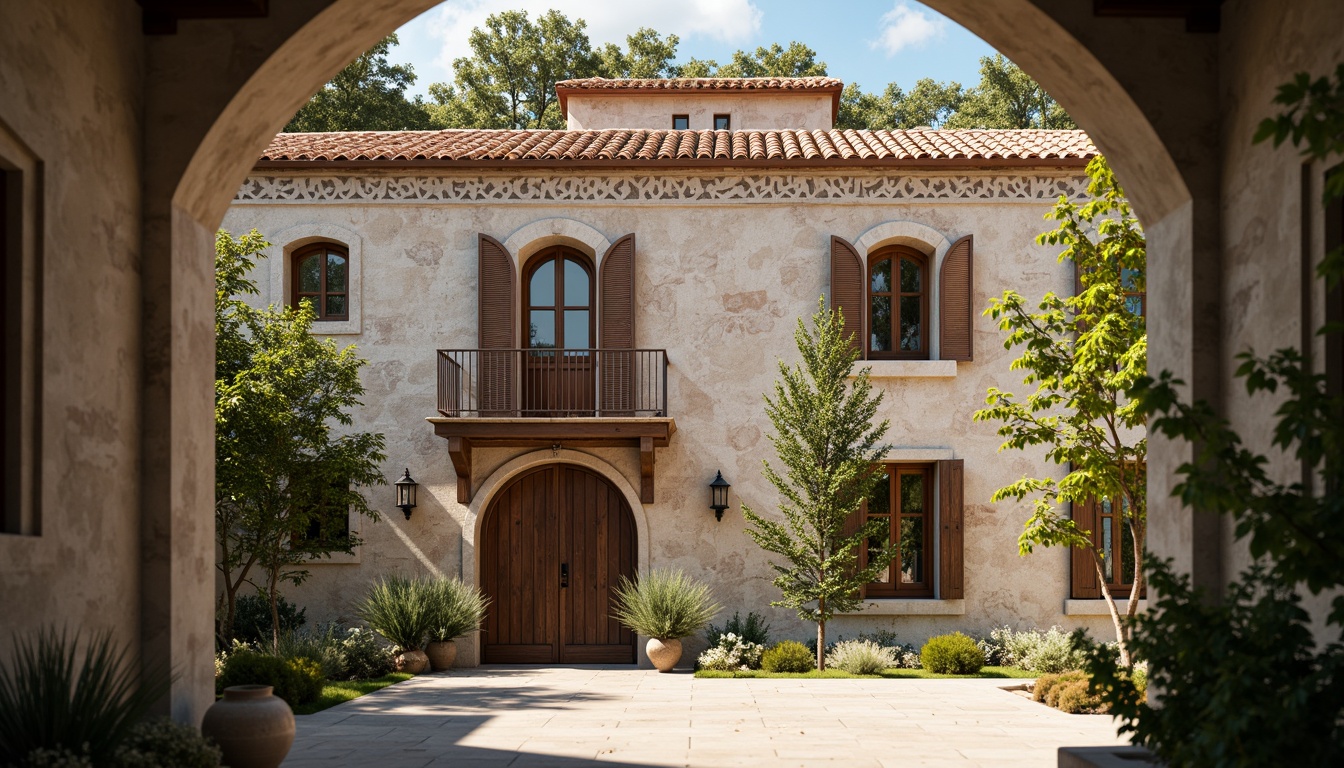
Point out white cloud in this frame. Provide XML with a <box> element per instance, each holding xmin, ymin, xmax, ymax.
<box><xmin>870</xmin><ymin>2</ymin><xmax>947</xmax><ymax>56</ymax></box>
<box><xmin>414</xmin><ymin>0</ymin><xmax>764</xmax><ymax>77</ymax></box>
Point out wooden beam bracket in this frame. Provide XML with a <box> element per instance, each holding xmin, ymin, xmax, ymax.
<box><xmin>448</xmin><ymin>436</ymin><xmax>472</xmax><ymax>504</ymax></box>
<box><xmin>639</xmin><ymin>437</ymin><xmax>655</xmax><ymax>504</ymax></box>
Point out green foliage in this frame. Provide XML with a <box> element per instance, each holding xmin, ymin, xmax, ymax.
<box><xmin>742</xmin><ymin>298</ymin><xmax>892</xmax><ymax>670</ymax></box>
<box><xmin>826</xmin><ymin>640</ymin><xmax>898</xmax><ymax>675</ymax></box>
<box><xmin>974</xmin><ymin>155</ymin><xmax>1147</xmax><ymax>665</ymax></box>
<box><xmin>919</xmin><ymin>632</ymin><xmax>985</xmax><ymax>675</ymax></box>
<box><xmin>597</xmin><ymin>28</ymin><xmax>680</xmax><ymax>79</ymax></box>
<box><xmin>761</xmin><ymin>641</ymin><xmax>816</xmax><ymax>673</ymax></box>
<box><xmin>713</xmin><ymin>42</ymin><xmax>827</xmax><ymax>78</ymax></box>
<box><xmin>286</xmin><ymin>35</ymin><xmax>431</xmax><ymax>132</ymax></box>
<box><xmin>289</xmin><ymin>672</ymin><xmax>413</xmax><ymax>716</ymax></box>
<box><xmin>356</xmin><ymin>575</ymin><xmax>435</xmax><ymax>652</ymax></box>
<box><xmin>696</xmin><ymin>634</ymin><xmax>766</xmax><ymax>672</ymax></box>
<box><xmin>275</xmin><ymin>625</ymin><xmax>346</xmax><ymax>681</ymax></box>
<box><xmin>111</xmin><ymin>718</ymin><xmax>222</xmax><ymax>768</ymax></box>
<box><xmin>1032</xmin><ymin>671</ymin><xmax>1084</xmax><ymax>703</ymax></box>
<box><xmin>981</xmin><ymin>625</ymin><xmax>1088</xmax><ymax>673</ymax></box>
<box><xmin>704</xmin><ymin>611</ymin><xmax>772</xmax><ymax>647</ymax></box>
<box><xmin>425</xmin><ymin>577</ymin><xmax>490</xmax><ymax>643</ymax></box>
<box><xmin>336</xmin><ymin>627</ymin><xmax>396</xmax><ymax>680</ymax></box>
<box><xmin>214</xmin><ymin>229</ymin><xmax>386</xmax><ymax>650</ymax></box>
<box><xmin>19</xmin><ymin>748</ymin><xmax>93</xmax><ymax>768</ymax></box>
<box><xmin>217</xmin><ymin>651</ymin><xmax>324</xmax><ymax>707</ymax></box>
<box><xmin>943</xmin><ymin>54</ymin><xmax>1075</xmax><ymax>129</ymax></box>
<box><xmin>230</xmin><ymin>593</ymin><xmax>306</xmax><ymax>647</ymax></box>
<box><xmin>1254</xmin><ymin>63</ymin><xmax>1344</xmax><ymax>203</ymax></box>
<box><xmin>1052</xmin><ymin>678</ymin><xmax>1103</xmax><ymax>714</ymax></box>
<box><xmin>610</xmin><ymin>568</ymin><xmax>721</xmax><ymax>641</ymax></box>
<box><xmin>0</xmin><ymin>629</ymin><xmax>172</xmax><ymax>766</ymax></box>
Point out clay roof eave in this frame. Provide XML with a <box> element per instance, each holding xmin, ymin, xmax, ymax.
<box><xmin>250</xmin><ymin>155</ymin><xmax>1091</xmax><ymax>173</ymax></box>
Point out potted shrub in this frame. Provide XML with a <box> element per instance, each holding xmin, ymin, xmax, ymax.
<box><xmin>611</xmin><ymin>569</ymin><xmax>720</xmax><ymax>672</ymax></box>
<box><xmin>355</xmin><ymin>575</ymin><xmax>432</xmax><ymax>674</ymax></box>
<box><xmin>424</xmin><ymin>577</ymin><xmax>489</xmax><ymax>671</ymax></box>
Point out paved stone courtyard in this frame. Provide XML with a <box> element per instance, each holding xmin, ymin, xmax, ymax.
<box><xmin>281</xmin><ymin>666</ymin><xmax>1129</xmax><ymax>767</ymax></box>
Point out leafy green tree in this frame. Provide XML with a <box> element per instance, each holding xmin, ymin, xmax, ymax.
<box><xmin>716</xmin><ymin>41</ymin><xmax>827</xmax><ymax>78</ymax></box>
<box><xmin>285</xmin><ymin>35</ymin><xmax>431</xmax><ymax>132</ymax></box>
<box><xmin>838</xmin><ymin>79</ymin><xmax>965</xmax><ymax>130</ymax></box>
<box><xmin>899</xmin><ymin>78</ymin><xmax>967</xmax><ymax>128</ymax></box>
<box><xmin>215</xmin><ymin>230</ymin><xmax>387</xmax><ymax>650</ymax></box>
<box><xmin>742</xmin><ymin>299</ymin><xmax>893</xmax><ymax>671</ymax></box>
<box><xmin>598</xmin><ymin>28</ymin><xmax>680</xmax><ymax>79</ymax></box>
<box><xmin>945</xmin><ymin>54</ymin><xmax>1075</xmax><ymax>129</ymax></box>
<box><xmin>1081</xmin><ymin>65</ymin><xmax>1344</xmax><ymax>765</ymax></box>
<box><xmin>974</xmin><ymin>155</ymin><xmax>1146</xmax><ymax>666</ymax></box>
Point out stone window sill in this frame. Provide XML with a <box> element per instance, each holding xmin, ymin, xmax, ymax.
<box><xmin>849</xmin><ymin>360</ymin><xmax>957</xmax><ymax>378</ymax></box>
<box><xmin>1063</xmin><ymin>598</ymin><xmax>1146</xmax><ymax>616</ymax></box>
<box><xmin>839</xmin><ymin>599</ymin><xmax>966</xmax><ymax>616</ymax></box>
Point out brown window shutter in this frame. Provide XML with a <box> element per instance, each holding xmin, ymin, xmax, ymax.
<box><xmin>842</xmin><ymin>502</ymin><xmax>868</xmax><ymax>600</ymax></box>
<box><xmin>938</xmin><ymin>459</ymin><xmax>965</xmax><ymax>599</ymax></box>
<box><xmin>830</xmin><ymin>236</ymin><xmax>865</xmax><ymax>357</ymax></box>
<box><xmin>478</xmin><ymin>234</ymin><xmax>516</xmax><ymax>415</ymax></box>
<box><xmin>1070</xmin><ymin>500</ymin><xmax>1101</xmax><ymax>599</ymax></box>
<box><xmin>939</xmin><ymin>235</ymin><xmax>974</xmax><ymax>361</ymax></box>
<box><xmin>599</xmin><ymin>234</ymin><xmax>636</xmax><ymax>414</ymax></box>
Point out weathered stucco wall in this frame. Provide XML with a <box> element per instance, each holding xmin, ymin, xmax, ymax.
<box><xmin>565</xmin><ymin>93</ymin><xmax>835</xmax><ymax>130</ymax></box>
<box><xmin>222</xmin><ymin>166</ymin><xmax>1125</xmax><ymax>663</ymax></box>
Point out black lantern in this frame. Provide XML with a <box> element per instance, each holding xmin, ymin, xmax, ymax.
<box><xmin>394</xmin><ymin>468</ymin><xmax>418</xmax><ymax>520</ymax></box>
<box><xmin>709</xmin><ymin>471</ymin><xmax>730</xmax><ymax>521</ymax></box>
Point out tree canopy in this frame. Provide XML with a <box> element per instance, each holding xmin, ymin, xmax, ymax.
<box><xmin>285</xmin><ymin>34</ymin><xmax>431</xmax><ymax>132</ymax></box>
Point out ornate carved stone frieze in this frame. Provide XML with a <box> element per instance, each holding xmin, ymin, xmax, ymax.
<box><xmin>234</xmin><ymin>172</ymin><xmax>1091</xmax><ymax>204</ymax></box>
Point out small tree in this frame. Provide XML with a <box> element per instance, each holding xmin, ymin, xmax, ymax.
<box><xmin>974</xmin><ymin>156</ymin><xmax>1147</xmax><ymax>666</ymax></box>
<box><xmin>215</xmin><ymin>230</ymin><xmax>387</xmax><ymax>650</ymax></box>
<box><xmin>742</xmin><ymin>299</ymin><xmax>892</xmax><ymax>671</ymax></box>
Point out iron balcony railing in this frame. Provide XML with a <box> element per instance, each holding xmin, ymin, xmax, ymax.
<box><xmin>437</xmin><ymin>348</ymin><xmax>668</xmax><ymax>418</ymax></box>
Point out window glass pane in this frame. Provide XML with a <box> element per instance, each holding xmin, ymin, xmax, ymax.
<box><xmin>672</xmin><ymin>115</ymin><xmax>689</xmax><ymax>130</ymax></box>
<box><xmin>563</xmin><ymin>310</ymin><xmax>590</xmax><ymax>349</ymax></box>
<box><xmin>869</xmin><ymin>470</ymin><xmax>890</xmax><ymax>516</ymax></box>
<box><xmin>530</xmin><ymin>260</ymin><xmax>555</xmax><ymax>306</ymax></box>
<box><xmin>870</xmin><ymin>296</ymin><xmax>891</xmax><ymax>351</ymax></box>
<box><xmin>900</xmin><ymin>473</ymin><xmax>923</xmax><ymax>515</ymax></box>
<box><xmin>868</xmin><ymin>534</ymin><xmax>890</xmax><ymax>584</ymax></box>
<box><xmin>1102</xmin><ymin>517</ymin><xmax>1114</xmax><ymax>581</ymax></box>
<box><xmin>899</xmin><ymin>518</ymin><xmax>923</xmax><ymax>583</ymax></box>
<box><xmin>1125</xmin><ymin>296</ymin><xmax>1145</xmax><ymax>316</ymax></box>
<box><xmin>563</xmin><ymin>259</ymin><xmax>589</xmax><ymax>306</ymax></box>
<box><xmin>900</xmin><ymin>257</ymin><xmax>922</xmax><ymax>292</ymax></box>
<box><xmin>714</xmin><ymin>115</ymin><xmax>730</xmax><ymax>130</ymax></box>
<box><xmin>1120</xmin><ymin>267</ymin><xmax>1140</xmax><ymax>291</ymax></box>
<box><xmin>326</xmin><ymin>254</ymin><xmax>347</xmax><ymax>291</ymax></box>
<box><xmin>899</xmin><ymin>296</ymin><xmax>921</xmax><ymax>351</ymax></box>
<box><xmin>325</xmin><ymin>294</ymin><xmax>346</xmax><ymax>317</ymax></box>
<box><xmin>1101</xmin><ymin>498</ymin><xmax>1113</xmax><ymax>517</ymax></box>
<box><xmin>529</xmin><ymin>310</ymin><xmax>555</xmax><ymax>348</ymax></box>
<box><xmin>870</xmin><ymin>259</ymin><xmax>891</xmax><ymax>293</ymax></box>
<box><xmin>298</xmin><ymin>254</ymin><xmax>321</xmax><ymax>292</ymax></box>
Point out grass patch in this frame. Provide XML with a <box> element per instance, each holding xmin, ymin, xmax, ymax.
<box><xmin>291</xmin><ymin>673</ymin><xmax>414</xmax><ymax>715</ymax></box>
<box><xmin>693</xmin><ymin>665</ymin><xmax>1036</xmax><ymax>680</ymax></box>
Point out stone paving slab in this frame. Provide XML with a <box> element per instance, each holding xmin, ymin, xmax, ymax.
<box><xmin>282</xmin><ymin>666</ymin><xmax>1128</xmax><ymax>767</ymax></box>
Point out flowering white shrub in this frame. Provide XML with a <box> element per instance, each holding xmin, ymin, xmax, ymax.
<box><xmin>826</xmin><ymin>640</ymin><xmax>898</xmax><ymax>675</ymax></box>
<box><xmin>696</xmin><ymin>632</ymin><xmax>765</xmax><ymax>671</ymax></box>
<box><xmin>978</xmin><ymin>625</ymin><xmax>1086</xmax><ymax>672</ymax></box>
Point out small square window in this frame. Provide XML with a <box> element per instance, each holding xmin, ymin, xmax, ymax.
<box><xmin>672</xmin><ymin>115</ymin><xmax>689</xmax><ymax>130</ymax></box>
<box><xmin>713</xmin><ymin>114</ymin><xmax>730</xmax><ymax>131</ymax></box>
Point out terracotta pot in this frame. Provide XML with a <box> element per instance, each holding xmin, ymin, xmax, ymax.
<box><xmin>426</xmin><ymin>640</ymin><xmax>458</xmax><ymax>671</ymax></box>
<box><xmin>201</xmin><ymin>684</ymin><xmax>295</xmax><ymax>768</ymax></box>
<box><xmin>395</xmin><ymin>648</ymin><xmax>430</xmax><ymax>674</ymax></box>
<box><xmin>646</xmin><ymin>637</ymin><xmax>682</xmax><ymax>672</ymax></box>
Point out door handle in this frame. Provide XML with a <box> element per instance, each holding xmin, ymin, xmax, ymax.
<box><xmin>560</xmin><ymin>563</ymin><xmax>569</xmax><ymax>588</ymax></box>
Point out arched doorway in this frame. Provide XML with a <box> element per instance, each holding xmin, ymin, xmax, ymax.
<box><xmin>479</xmin><ymin>463</ymin><xmax>637</xmax><ymax>664</ymax></box>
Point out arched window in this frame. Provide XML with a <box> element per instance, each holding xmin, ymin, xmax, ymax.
<box><xmin>868</xmin><ymin>246</ymin><xmax>928</xmax><ymax>359</ymax></box>
<box><xmin>291</xmin><ymin>243</ymin><xmax>349</xmax><ymax>321</ymax></box>
<box><xmin>523</xmin><ymin>247</ymin><xmax>594</xmax><ymax>350</ymax></box>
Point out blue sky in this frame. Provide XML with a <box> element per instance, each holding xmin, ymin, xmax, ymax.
<box><xmin>386</xmin><ymin>0</ymin><xmax>998</xmax><ymax>100</ymax></box>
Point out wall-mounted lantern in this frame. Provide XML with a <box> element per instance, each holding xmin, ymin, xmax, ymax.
<box><xmin>709</xmin><ymin>471</ymin><xmax>730</xmax><ymax>521</ymax></box>
<box><xmin>395</xmin><ymin>468</ymin><xmax>418</xmax><ymax>520</ymax></box>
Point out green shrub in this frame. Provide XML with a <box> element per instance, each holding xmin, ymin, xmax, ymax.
<box><xmin>704</xmin><ymin>611</ymin><xmax>772</xmax><ymax>647</ymax></box>
<box><xmin>610</xmin><ymin>569</ymin><xmax>720</xmax><ymax>640</ymax></box>
<box><xmin>761</xmin><ymin>641</ymin><xmax>815</xmax><ymax>673</ymax></box>
<box><xmin>0</xmin><ymin>629</ymin><xmax>171</xmax><ymax>766</ymax></box>
<box><xmin>111</xmin><ymin>718</ymin><xmax>221</xmax><ymax>768</ymax></box>
<box><xmin>20</xmin><ymin>748</ymin><xmax>94</xmax><ymax>768</ymax></box>
<box><xmin>827</xmin><ymin>640</ymin><xmax>898</xmax><ymax>675</ymax></box>
<box><xmin>696</xmin><ymin>634</ymin><xmax>765</xmax><ymax>671</ymax></box>
<box><xmin>920</xmin><ymin>632</ymin><xmax>985</xmax><ymax>674</ymax></box>
<box><xmin>1053</xmin><ymin>678</ymin><xmax>1105</xmax><ymax>714</ymax></box>
<box><xmin>277</xmin><ymin>625</ymin><xmax>346</xmax><ymax>681</ymax></box>
<box><xmin>217</xmin><ymin>650</ymin><xmax>324</xmax><ymax>706</ymax></box>
<box><xmin>1130</xmin><ymin>665</ymin><xmax>1148</xmax><ymax>699</ymax></box>
<box><xmin>232</xmin><ymin>593</ymin><xmax>306</xmax><ymax>646</ymax></box>
<box><xmin>991</xmin><ymin>626</ymin><xmax>1086</xmax><ymax>673</ymax></box>
<box><xmin>338</xmin><ymin>627</ymin><xmax>396</xmax><ymax>679</ymax></box>
<box><xmin>356</xmin><ymin>575</ymin><xmax>434</xmax><ymax>652</ymax></box>
<box><xmin>426</xmin><ymin>577</ymin><xmax>490</xmax><ymax>643</ymax></box>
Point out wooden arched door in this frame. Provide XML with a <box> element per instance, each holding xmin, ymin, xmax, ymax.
<box><xmin>480</xmin><ymin>464</ymin><xmax>637</xmax><ymax>664</ymax></box>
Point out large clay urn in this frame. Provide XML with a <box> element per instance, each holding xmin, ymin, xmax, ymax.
<box><xmin>395</xmin><ymin>648</ymin><xmax>430</xmax><ymax>674</ymax></box>
<box><xmin>202</xmin><ymin>684</ymin><xmax>295</xmax><ymax>768</ymax></box>
<box><xmin>426</xmin><ymin>640</ymin><xmax>457</xmax><ymax>671</ymax></box>
<box><xmin>646</xmin><ymin>638</ymin><xmax>682</xmax><ymax>673</ymax></box>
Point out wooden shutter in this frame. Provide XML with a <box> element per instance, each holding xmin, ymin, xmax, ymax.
<box><xmin>1070</xmin><ymin>499</ymin><xmax>1101</xmax><ymax>599</ymax></box>
<box><xmin>939</xmin><ymin>235</ymin><xmax>974</xmax><ymax>361</ymax></box>
<box><xmin>842</xmin><ymin>502</ymin><xmax>868</xmax><ymax>600</ymax></box>
<box><xmin>478</xmin><ymin>234</ymin><xmax>516</xmax><ymax>415</ymax></box>
<box><xmin>937</xmin><ymin>459</ymin><xmax>965</xmax><ymax>599</ymax></box>
<box><xmin>599</xmin><ymin>234</ymin><xmax>636</xmax><ymax>415</ymax></box>
<box><xmin>830</xmin><ymin>236</ymin><xmax>865</xmax><ymax>357</ymax></box>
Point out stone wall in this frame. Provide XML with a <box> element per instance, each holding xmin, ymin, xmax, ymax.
<box><xmin>565</xmin><ymin>93</ymin><xmax>835</xmax><ymax>131</ymax></box>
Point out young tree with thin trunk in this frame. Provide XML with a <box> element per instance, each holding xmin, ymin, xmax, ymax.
<box><xmin>974</xmin><ymin>156</ymin><xmax>1146</xmax><ymax>666</ymax></box>
<box><xmin>742</xmin><ymin>298</ymin><xmax>893</xmax><ymax>670</ymax></box>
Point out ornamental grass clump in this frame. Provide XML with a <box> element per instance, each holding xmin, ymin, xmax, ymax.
<box><xmin>826</xmin><ymin>640</ymin><xmax>898</xmax><ymax>675</ymax></box>
<box><xmin>761</xmin><ymin>640</ymin><xmax>816</xmax><ymax>673</ymax></box>
<box><xmin>610</xmin><ymin>568</ymin><xmax>720</xmax><ymax>641</ymax></box>
<box><xmin>356</xmin><ymin>575</ymin><xmax>434</xmax><ymax>652</ymax></box>
<box><xmin>696</xmin><ymin>633</ymin><xmax>765</xmax><ymax>671</ymax></box>
<box><xmin>426</xmin><ymin>577</ymin><xmax>490</xmax><ymax>643</ymax></box>
<box><xmin>920</xmin><ymin>632</ymin><xmax>985</xmax><ymax>674</ymax></box>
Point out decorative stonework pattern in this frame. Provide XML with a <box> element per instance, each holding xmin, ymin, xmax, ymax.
<box><xmin>234</xmin><ymin>173</ymin><xmax>1091</xmax><ymax>204</ymax></box>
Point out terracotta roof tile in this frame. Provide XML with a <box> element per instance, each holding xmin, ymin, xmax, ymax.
<box><xmin>555</xmin><ymin>76</ymin><xmax>844</xmax><ymax>92</ymax></box>
<box><xmin>257</xmin><ymin>129</ymin><xmax>1098</xmax><ymax>168</ymax></box>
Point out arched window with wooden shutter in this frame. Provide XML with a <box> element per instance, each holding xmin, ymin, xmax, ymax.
<box><xmin>939</xmin><ymin>235</ymin><xmax>974</xmax><ymax>362</ymax></box>
<box><xmin>599</xmin><ymin>234</ymin><xmax>636</xmax><ymax>415</ymax></box>
<box><xmin>478</xmin><ymin>234</ymin><xmax>517</xmax><ymax>415</ymax></box>
<box><xmin>830</xmin><ymin>236</ymin><xmax>864</xmax><ymax>357</ymax></box>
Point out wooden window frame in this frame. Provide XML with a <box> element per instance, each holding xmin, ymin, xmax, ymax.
<box><xmin>863</xmin><ymin>463</ymin><xmax>935</xmax><ymax>598</ymax></box>
<box><xmin>1070</xmin><ymin>470</ymin><xmax>1146</xmax><ymax>600</ymax></box>
<box><xmin>291</xmin><ymin>242</ymin><xmax>350</xmax><ymax>322</ymax></box>
<box><xmin>523</xmin><ymin>246</ymin><xmax>596</xmax><ymax>351</ymax></box>
<box><xmin>671</xmin><ymin>114</ymin><xmax>689</xmax><ymax>130</ymax></box>
<box><xmin>867</xmin><ymin>245</ymin><xmax>930</xmax><ymax>360</ymax></box>
<box><xmin>291</xmin><ymin>479</ymin><xmax>352</xmax><ymax>552</ymax></box>
<box><xmin>713</xmin><ymin>114</ymin><xmax>730</xmax><ymax>130</ymax></box>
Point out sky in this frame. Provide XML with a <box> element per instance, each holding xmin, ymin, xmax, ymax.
<box><xmin>385</xmin><ymin>0</ymin><xmax>999</xmax><ymax>100</ymax></box>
